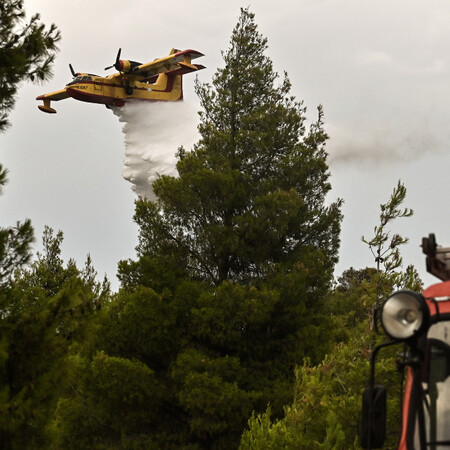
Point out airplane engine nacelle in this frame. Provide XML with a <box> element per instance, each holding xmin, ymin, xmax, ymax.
<box><xmin>118</xmin><ymin>60</ymin><xmax>132</xmax><ymax>72</ymax></box>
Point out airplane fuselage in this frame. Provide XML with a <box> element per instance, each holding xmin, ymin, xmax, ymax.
<box><xmin>64</xmin><ymin>72</ymin><xmax>183</xmax><ymax>107</ymax></box>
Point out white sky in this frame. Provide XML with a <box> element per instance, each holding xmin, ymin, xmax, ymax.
<box><xmin>2</xmin><ymin>0</ymin><xmax>450</xmax><ymax>290</ymax></box>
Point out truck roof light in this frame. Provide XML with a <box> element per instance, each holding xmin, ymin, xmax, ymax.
<box><xmin>381</xmin><ymin>291</ymin><xmax>429</xmax><ymax>341</ymax></box>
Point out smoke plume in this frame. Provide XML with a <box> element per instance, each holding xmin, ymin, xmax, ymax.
<box><xmin>113</xmin><ymin>101</ymin><xmax>200</xmax><ymax>199</ymax></box>
<box><xmin>326</xmin><ymin>117</ymin><xmax>444</xmax><ymax>168</ymax></box>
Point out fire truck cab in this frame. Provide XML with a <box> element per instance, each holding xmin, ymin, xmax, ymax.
<box><xmin>361</xmin><ymin>234</ymin><xmax>450</xmax><ymax>449</ymax></box>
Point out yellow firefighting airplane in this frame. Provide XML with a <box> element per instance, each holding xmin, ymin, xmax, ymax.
<box><xmin>36</xmin><ymin>48</ymin><xmax>205</xmax><ymax>113</ymax></box>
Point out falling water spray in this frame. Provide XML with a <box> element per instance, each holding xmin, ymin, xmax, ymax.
<box><xmin>113</xmin><ymin>101</ymin><xmax>200</xmax><ymax>199</ymax></box>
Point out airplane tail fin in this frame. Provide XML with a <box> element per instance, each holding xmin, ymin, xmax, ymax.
<box><xmin>138</xmin><ymin>49</ymin><xmax>205</xmax><ymax>100</ymax></box>
<box><xmin>144</xmin><ymin>49</ymin><xmax>205</xmax><ymax>83</ymax></box>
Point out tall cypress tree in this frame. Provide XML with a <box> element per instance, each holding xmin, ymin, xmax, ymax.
<box><xmin>57</xmin><ymin>8</ymin><xmax>342</xmax><ymax>449</ymax></box>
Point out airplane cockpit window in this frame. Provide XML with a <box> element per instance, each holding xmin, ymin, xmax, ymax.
<box><xmin>66</xmin><ymin>76</ymin><xmax>83</xmax><ymax>86</ymax></box>
<box><xmin>66</xmin><ymin>75</ymin><xmax>93</xmax><ymax>86</ymax></box>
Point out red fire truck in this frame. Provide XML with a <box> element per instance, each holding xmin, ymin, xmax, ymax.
<box><xmin>361</xmin><ymin>234</ymin><xmax>450</xmax><ymax>449</ymax></box>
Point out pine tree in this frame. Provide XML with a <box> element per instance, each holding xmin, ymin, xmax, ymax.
<box><xmin>121</xmin><ymin>7</ymin><xmax>341</xmax><ymax>287</ymax></box>
<box><xmin>0</xmin><ymin>166</ymin><xmax>34</xmax><ymax>289</ymax></box>
<box><xmin>0</xmin><ymin>5</ymin><xmax>103</xmax><ymax>447</ymax></box>
<box><xmin>240</xmin><ymin>269</ymin><xmax>407</xmax><ymax>450</ymax></box>
<box><xmin>58</xmin><ymin>8</ymin><xmax>342</xmax><ymax>449</ymax></box>
<box><xmin>362</xmin><ymin>180</ymin><xmax>413</xmax><ymax>274</ymax></box>
<box><xmin>0</xmin><ymin>227</ymin><xmax>109</xmax><ymax>449</ymax></box>
<box><xmin>241</xmin><ymin>183</ymin><xmax>420</xmax><ymax>449</ymax></box>
<box><xmin>0</xmin><ymin>0</ymin><xmax>60</xmax><ymax>131</ymax></box>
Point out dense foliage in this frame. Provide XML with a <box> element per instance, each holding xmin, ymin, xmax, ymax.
<box><xmin>240</xmin><ymin>269</ymin><xmax>403</xmax><ymax>449</ymax></box>
<box><xmin>240</xmin><ymin>183</ymin><xmax>421</xmax><ymax>449</ymax></box>
<box><xmin>0</xmin><ymin>226</ymin><xmax>109</xmax><ymax>449</ymax></box>
<box><xmin>0</xmin><ymin>6</ymin><xmax>72</xmax><ymax>447</ymax></box>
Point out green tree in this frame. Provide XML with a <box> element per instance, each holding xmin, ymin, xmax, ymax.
<box><xmin>0</xmin><ymin>165</ymin><xmax>35</xmax><ymax>447</ymax></box>
<box><xmin>240</xmin><ymin>182</ymin><xmax>420</xmax><ymax>449</ymax></box>
<box><xmin>53</xmin><ymin>352</ymin><xmax>165</xmax><ymax>450</ymax></box>
<box><xmin>56</xmin><ymin>8</ymin><xmax>342</xmax><ymax>449</ymax></box>
<box><xmin>0</xmin><ymin>5</ymin><xmax>97</xmax><ymax>448</ymax></box>
<box><xmin>0</xmin><ymin>0</ymin><xmax>60</xmax><ymax>131</ymax></box>
<box><xmin>1</xmin><ymin>0</ymin><xmax>59</xmax><ymax>284</ymax></box>
<box><xmin>240</xmin><ymin>270</ymin><xmax>403</xmax><ymax>450</ymax></box>
<box><xmin>362</xmin><ymin>180</ymin><xmax>413</xmax><ymax>275</ymax></box>
<box><xmin>0</xmin><ymin>227</ymin><xmax>109</xmax><ymax>449</ymax></box>
<box><xmin>362</xmin><ymin>180</ymin><xmax>421</xmax><ymax>330</ymax></box>
<box><xmin>120</xmin><ymin>7</ymin><xmax>341</xmax><ymax>288</ymax></box>
<box><xmin>0</xmin><ymin>166</ymin><xmax>34</xmax><ymax>289</ymax></box>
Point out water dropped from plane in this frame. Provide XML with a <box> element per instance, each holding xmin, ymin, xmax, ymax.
<box><xmin>113</xmin><ymin>101</ymin><xmax>200</xmax><ymax>199</ymax></box>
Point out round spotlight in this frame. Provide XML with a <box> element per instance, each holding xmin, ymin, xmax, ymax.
<box><xmin>381</xmin><ymin>291</ymin><xmax>429</xmax><ymax>341</ymax></box>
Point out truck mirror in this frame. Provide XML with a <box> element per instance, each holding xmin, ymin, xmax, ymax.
<box><xmin>360</xmin><ymin>385</ymin><xmax>386</xmax><ymax>449</ymax></box>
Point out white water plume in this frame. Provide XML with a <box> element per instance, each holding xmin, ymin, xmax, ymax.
<box><xmin>113</xmin><ymin>101</ymin><xmax>200</xmax><ymax>199</ymax></box>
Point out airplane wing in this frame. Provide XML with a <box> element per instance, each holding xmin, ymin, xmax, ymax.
<box><xmin>36</xmin><ymin>89</ymin><xmax>70</xmax><ymax>102</ymax></box>
<box><xmin>128</xmin><ymin>49</ymin><xmax>204</xmax><ymax>81</ymax></box>
<box><xmin>36</xmin><ymin>89</ymin><xmax>70</xmax><ymax>113</ymax></box>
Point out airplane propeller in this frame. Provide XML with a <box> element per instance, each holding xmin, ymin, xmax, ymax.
<box><xmin>104</xmin><ymin>48</ymin><xmax>122</xmax><ymax>71</ymax></box>
<box><xmin>69</xmin><ymin>63</ymin><xmax>76</xmax><ymax>77</ymax></box>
